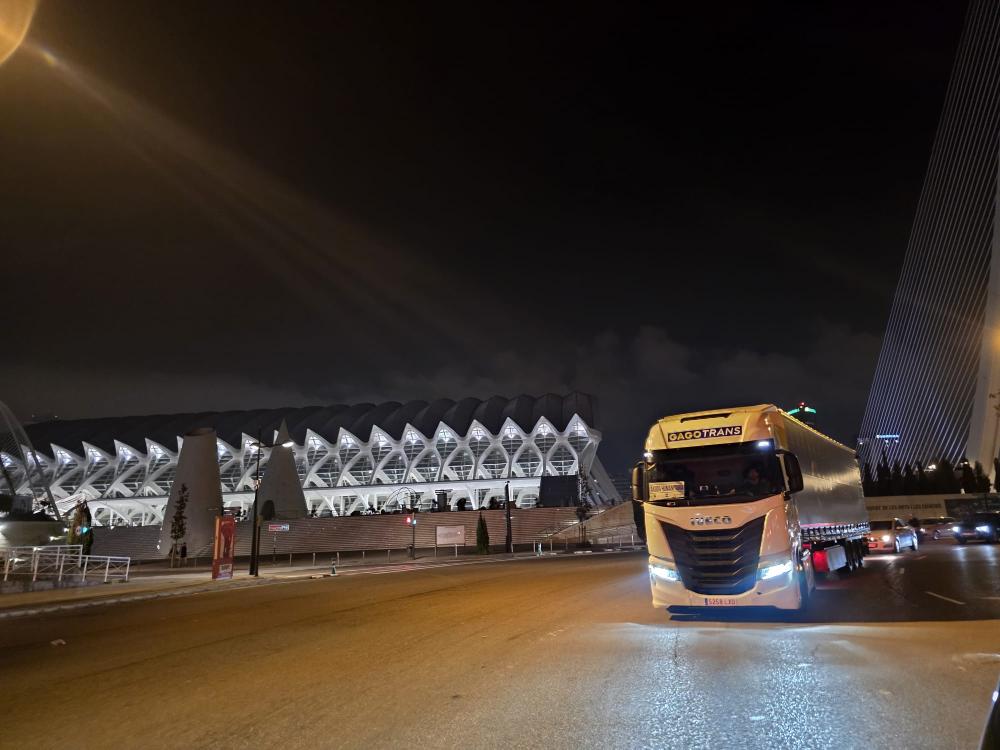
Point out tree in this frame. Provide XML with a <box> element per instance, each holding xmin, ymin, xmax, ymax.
<box><xmin>960</xmin><ymin>458</ymin><xmax>977</xmax><ymax>494</ymax></box>
<box><xmin>994</xmin><ymin>458</ymin><xmax>1000</xmax><ymax>493</ymax></box>
<box><xmin>170</xmin><ymin>483</ymin><xmax>189</xmax><ymax>567</ymax></box>
<box><xmin>974</xmin><ymin>461</ymin><xmax>991</xmax><ymax>493</ymax></box>
<box><xmin>902</xmin><ymin>463</ymin><xmax>918</xmax><ymax>495</ymax></box>
<box><xmin>861</xmin><ymin>463</ymin><xmax>876</xmax><ymax>496</ymax></box>
<box><xmin>890</xmin><ymin>462</ymin><xmax>904</xmax><ymax>495</ymax></box>
<box><xmin>916</xmin><ymin>461</ymin><xmax>932</xmax><ymax>495</ymax></box>
<box><xmin>876</xmin><ymin>452</ymin><xmax>892</xmax><ymax>496</ymax></box>
<box><xmin>476</xmin><ymin>511</ymin><xmax>490</xmax><ymax>554</ymax></box>
<box><xmin>936</xmin><ymin>458</ymin><xmax>960</xmax><ymax>493</ymax></box>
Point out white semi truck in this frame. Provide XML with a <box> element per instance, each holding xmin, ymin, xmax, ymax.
<box><xmin>632</xmin><ymin>404</ymin><xmax>869</xmax><ymax>611</ymax></box>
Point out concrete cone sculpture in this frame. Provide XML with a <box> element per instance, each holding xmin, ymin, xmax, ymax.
<box><xmin>256</xmin><ymin>420</ymin><xmax>307</xmax><ymax>520</ymax></box>
<box><xmin>157</xmin><ymin>427</ymin><xmax>223</xmax><ymax>558</ymax></box>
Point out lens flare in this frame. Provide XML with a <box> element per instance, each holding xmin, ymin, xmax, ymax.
<box><xmin>0</xmin><ymin>0</ymin><xmax>37</xmax><ymax>67</ymax></box>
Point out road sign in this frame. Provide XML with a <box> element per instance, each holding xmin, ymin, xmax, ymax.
<box><xmin>212</xmin><ymin>515</ymin><xmax>235</xmax><ymax>580</ymax></box>
<box><xmin>267</xmin><ymin>522</ymin><xmax>290</xmax><ymax>532</ymax></box>
<box><xmin>436</xmin><ymin>525</ymin><xmax>465</xmax><ymax>546</ymax></box>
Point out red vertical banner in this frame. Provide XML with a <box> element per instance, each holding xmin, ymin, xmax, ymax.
<box><xmin>212</xmin><ymin>515</ymin><xmax>236</xmax><ymax>580</ymax></box>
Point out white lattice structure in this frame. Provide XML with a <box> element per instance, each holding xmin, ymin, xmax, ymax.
<box><xmin>19</xmin><ymin>394</ymin><xmax>620</xmax><ymax>526</ymax></box>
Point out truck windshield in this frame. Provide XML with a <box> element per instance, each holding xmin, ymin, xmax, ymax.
<box><xmin>647</xmin><ymin>441</ymin><xmax>785</xmax><ymax>505</ymax></box>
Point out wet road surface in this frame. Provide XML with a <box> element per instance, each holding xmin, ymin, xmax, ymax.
<box><xmin>1</xmin><ymin>542</ymin><xmax>998</xmax><ymax>749</ymax></box>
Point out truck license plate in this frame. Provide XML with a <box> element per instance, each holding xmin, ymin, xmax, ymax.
<box><xmin>704</xmin><ymin>597</ymin><xmax>738</xmax><ymax>606</ymax></box>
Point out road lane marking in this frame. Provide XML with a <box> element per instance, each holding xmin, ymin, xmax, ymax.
<box><xmin>979</xmin><ymin>596</ymin><xmax>1000</xmax><ymax>601</ymax></box>
<box><xmin>916</xmin><ymin>555</ymin><xmax>927</xmax><ymax>560</ymax></box>
<box><xmin>925</xmin><ymin>591</ymin><xmax>966</xmax><ymax>605</ymax></box>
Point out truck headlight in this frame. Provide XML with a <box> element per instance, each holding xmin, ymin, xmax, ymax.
<box><xmin>976</xmin><ymin>525</ymin><xmax>991</xmax><ymax>533</ymax></box>
<box><xmin>648</xmin><ymin>563</ymin><xmax>680</xmax><ymax>582</ymax></box>
<box><xmin>952</xmin><ymin>525</ymin><xmax>961</xmax><ymax>533</ymax></box>
<box><xmin>759</xmin><ymin>560</ymin><xmax>793</xmax><ymax>580</ymax></box>
<box><xmin>881</xmin><ymin>534</ymin><xmax>891</xmax><ymax>542</ymax></box>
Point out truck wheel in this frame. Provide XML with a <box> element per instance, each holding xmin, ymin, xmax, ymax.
<box><xmin>910</xmin><ymin>535</ymin><xmax>918</xmax><ymax>551</ymax></box>
<box><xmin>854</xmin><ymin>540</ymin><xmax>864</xmax><ymax>568</ymax></box>
<box><xmin>893</xmin><ymin>539</ymin><xmax>900</xmax><ymax>554</ymax></box>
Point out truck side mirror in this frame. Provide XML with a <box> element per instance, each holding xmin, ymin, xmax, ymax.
<box><xmin>782</xmin><ymin>453</ymin><xmax>804</xmax><ymax>494</ymax></box>
<box><xmin>631</xmin><ymin>461</ymin><xmax>647</xmax><ymax>502</ymax></box>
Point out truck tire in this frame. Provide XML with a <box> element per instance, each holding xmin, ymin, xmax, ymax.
<box><xmin>854</xmin><ymin>539</ymin><xmax>864</xmax><ymax>568</ymax></box>
<box><xmin>910</xmin><ymin>535</ymin><xmax>918</xmax><ymax>551</ymax></box>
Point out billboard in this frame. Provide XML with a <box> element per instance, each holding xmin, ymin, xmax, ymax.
<box><xmin>212</xmin><ymin>515</ymin><xmax>236</xmax><ymax>580</ymax></box>
<box><xmin>436</xmin><ymin>525</ymin><xmax>466</xmax><ymax>546</ymax></box>
<box><xmin>538</xmin><ymin>475</ymin><xmax>580</xmax><ymax>507</ymax></box>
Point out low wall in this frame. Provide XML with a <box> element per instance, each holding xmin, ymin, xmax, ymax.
<box><xmin>93</xmin><ymin>508</ymin><xmax>580</xmax><ymax>560</ymax></box>
<box><xmin>550</xmin><ymin>502</ymin><xmax>637</xmax><ymax>544</ymax></box>
<box><xmin>864</xmin><ymin>493</ymin><xmax>1000</xmax><ymax>520</ymax></box>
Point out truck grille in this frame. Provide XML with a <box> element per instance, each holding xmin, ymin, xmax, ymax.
<box><xmin>660</xmin><ymin>516</ymin><xmax>765</xmax><ymax>595</ymax></box>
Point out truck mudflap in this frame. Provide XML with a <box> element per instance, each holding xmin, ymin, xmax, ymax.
<box><xmin>810</xmin><ymin>544</ymin><xmax>846</xmax><ymax>573</ymax></box>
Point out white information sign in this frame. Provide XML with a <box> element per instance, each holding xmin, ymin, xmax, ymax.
<box><xmin>649</xmin><ymin>481</ymin><xmax>686</xmax><ymax>501</ymax></box>
<box><xmin>436</xmin><ymin>525</ymin><xmax>466</xmax><ymax>545</ymax></box>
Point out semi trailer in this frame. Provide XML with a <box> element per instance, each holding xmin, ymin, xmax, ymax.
<box><xmin>632</xmin><ymin>404</ymin><xmax>869</xmax><ymax>611</ymax></box>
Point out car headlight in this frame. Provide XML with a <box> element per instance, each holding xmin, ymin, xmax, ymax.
<box><xmin>952</xmin><ymin>525</ymin><xmax>961</xmax><ymax>533</ymax></box>
<box><xmin>881</xmin><ymin>534</ymin><xmax>891</xmax><ymax>542</ymax></box>
<box><xmin>649</xmin><ymin>563</ymin><xmax>680</xmax><ymax>582</ymax></box>
<box><xmin>919</xmin><ymin>527</ymin><xmax>926</xmax><ymax>533</ymax></box>
<box><xmin>976</xmin><ymin>525</ymin><xmax>991</xmax><ymax>533</ymax></box>
<box><xmin>759</xmin><ymin>560</ymin><xmax>793</xmax><ymax>580</ymax></box>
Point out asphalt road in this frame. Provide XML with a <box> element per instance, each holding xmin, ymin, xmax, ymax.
<box><xmin>2</xmin><ymin>543</ymin><xmax>999</xmax><ymax>749</ymax></box>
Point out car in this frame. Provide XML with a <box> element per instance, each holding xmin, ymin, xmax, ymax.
<box><xmin>917</xmin><ymin>516</ymin><xmax>957</xmax><ymax>540</ymax></box>
<box><xmin>866</xmin><ymin>518</ymin><xmax>918</xmax><ymax>553</ymax></box>
<box><xmin>952</xmin><ymin>511</ymin><xmax>1000</xmax><ymax>544</ymax></box>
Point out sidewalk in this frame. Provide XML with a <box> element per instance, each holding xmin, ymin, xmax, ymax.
<box><xmin>0</xmin><ymin>548</ymin><xmax>634</xmax><ymax>619</ymax></box>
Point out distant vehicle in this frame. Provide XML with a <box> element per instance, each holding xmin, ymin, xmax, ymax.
<box><xmin>916</xmin><ymin>516</ymin><xmax>956</xmax><ymax>541</ymax></box>
<box><xmin>952</xmin><ymin>512</ymin><xmax>1000</xmax><ymax>545</ymax></box>
<box><xmin>633</xmin><ymin>404</ymin><xmax>869</xmax><ymax>612</ymax></box>
<box><xmin>867</xmin><ymin>518</ymin><xmax>918</xmax><ymax>553</ymax></box>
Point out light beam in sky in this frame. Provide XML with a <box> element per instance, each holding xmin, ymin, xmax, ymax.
<box><xmin>0</xmin><ymin>0</ymin><xmax>37</xmax><ymax>67</ymax></box>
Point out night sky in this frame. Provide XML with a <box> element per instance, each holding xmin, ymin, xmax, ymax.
<box><xmin>0</xmin><ymin>1</ymin><xmax>969</xmax><ymax>470</ymax></box>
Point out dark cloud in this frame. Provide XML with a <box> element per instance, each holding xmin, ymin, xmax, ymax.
<box><xmin>3</xmin><ymin>321</ymin><xmax>879</xmax><ymax>472</ymax></box>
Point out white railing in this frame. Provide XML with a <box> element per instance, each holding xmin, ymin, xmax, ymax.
<box><xmin>1</xmin><ymin>545</ymin><xmax>130</xmax><ymax>583</ymax></box>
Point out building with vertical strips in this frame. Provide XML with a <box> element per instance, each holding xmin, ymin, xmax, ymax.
<box><xmin>858</xmin><ymin>0</ymin><xmax>1000</xmax><ymax>472</ymax></box>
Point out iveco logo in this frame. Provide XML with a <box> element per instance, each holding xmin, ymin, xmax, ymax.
<box><xmin>690</xmin><ymin>515</ymin><xmax>732</xmax><ymax>526</ymax></box>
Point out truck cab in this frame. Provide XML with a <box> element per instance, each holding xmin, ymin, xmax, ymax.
<box><xmin>634</xmin><ymin>405</ymin><xmax>868</xmax><ymax>612</ymax></box>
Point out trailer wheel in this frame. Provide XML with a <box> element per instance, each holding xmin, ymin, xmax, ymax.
<box><xmin>853</xmin><ymin>540</ymin><xmax>864</xmax><ymax>568</ymax></box>
<box><xmin>843</xmin><ymin>541</ymin><xmax>856</xmax><ymax>573</ymax></box>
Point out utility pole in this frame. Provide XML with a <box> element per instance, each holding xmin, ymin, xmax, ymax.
<box><xmin>250</xmin><ymin>430</ymin><xmax>262</xmax><ymax>577</ymax></box>
<box><xmin>504</xmin><ymin>481</ymin><xmax>513</xmax><ymax>554</ymax></box>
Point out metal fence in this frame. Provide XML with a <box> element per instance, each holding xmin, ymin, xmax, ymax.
<box><xmin>1</xmin><ymin>544</ymin><xmax>131</xmax><ymax>584</ymax></box>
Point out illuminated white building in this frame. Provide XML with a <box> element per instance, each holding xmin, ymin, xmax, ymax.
<box><xmin>17</xmin><ymin>394</ymin><xmax>619</xmax><ymax>526</ymax></box>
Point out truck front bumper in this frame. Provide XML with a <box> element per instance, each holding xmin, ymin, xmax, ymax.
<box><xmin>648</xmin><ymin>554</ymin><xmax>806</xmax><ymax>611</ymax></box>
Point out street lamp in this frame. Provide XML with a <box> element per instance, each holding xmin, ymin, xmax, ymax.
<box><xmin>248</xmin><ymin>432</ymin><xmax>294</xmax><ymax>577</ymax></box>
<box><xmin>504</xmin><ymin>481</ymin><xmax>513</xmax><ymax>554</ymax></box>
